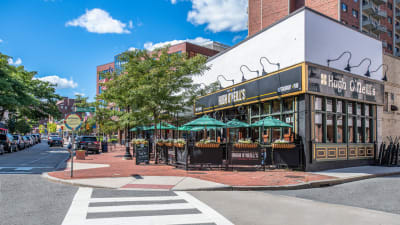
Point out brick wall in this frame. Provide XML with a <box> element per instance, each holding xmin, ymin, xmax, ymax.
<box><xmin>305</xmin><ymin>0</ymin><xmax>339</xmax><ymax>20</ymax></box>
<box><xmin>380</xmin><ymin>0</ymin><xmax>394</xmax><ymax>55</ymax></box>
<box><xmin>339</xmin><ymin>0</ymin><xmax>359</xmax><ymax>29</ymax></box>
<box><xmin>96</xmin><ymin>62</ymin><xmax>114</xmax><ymax>95</ymax></box>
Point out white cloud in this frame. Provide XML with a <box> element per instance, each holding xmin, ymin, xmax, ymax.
<box><xmin>144</xmin><ymin>37</ymin><xmax>211</xmax><ymax>51</ymax></box>
<box><xmin>186</xmin><ymin>0</ymin><xmax>248</xmax><ymax>32</ymax></box>
<box><xmin>171</xmin><ymin>0</ymin><xmax>177</xmax><ymax>4</ymax></box>
<box><xmin>36</xmin><ymin>75</ymin><xmax>78</xmax><ymax>89</ymax></box>
<box><xmin>128</xmin><ymin>47</ymin><xmax>137</xmax><ymax>51</ymax></box>
<box><xmin>232</xmin><ymin>35</ymin><xmax>244</xmax><ymax>43</ymax></box>
<box><xmin>7</xmin><ymin>57</ymin><xmax>22</xmax><ymax>65</ymax></box>
<box><xmin>128</xmin><ymin>20</ymin><xmax>133</xmax><ymax>29</ymax></box>
<box><xmin>74</xmin><ymin>92</ymin><xmax>85</xmax><ymax>96</ymax></box>
<box><xmin>0</xmin><ymin>39</ymin><xmax>3</xmax><ymax>43</ymax></box>
<box><xmin>65</xmin><ymin>8</ymin><xmax>131</xmax><ymax>34</ymax></box>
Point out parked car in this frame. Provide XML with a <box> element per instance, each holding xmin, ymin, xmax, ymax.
<box><xmin>49</xmin><ymin>136</ymin><xmax>63</xmax><ymax>147</ymax></box>
<box><xmin>41</xmin><ymin>134</ymin><xmax>48</xmax><ymax>140</ymax></box>
<box><xmin>22</xmin><ymin>136</ymin><xmax>31</xmax><ymax>148</ymax></box>
<box><xmin>35</xmin><ymin>134</ymin><xmax>41</xmax><ymax>143</ymax></box>
<box><xmin>26</xmin><ymin>135</ymin><xmax>35</xmax><ymax>146</ymax></box>
<box><xmin>0</xmin><ymin>133</ymin><xmax>18</xmax><ymax>153</ymax></box>
<box><xmin>32</xmin><ymin>134</ymin><xmax>41</xmax><ymax>143</ymax></box>
<box><xmin>78</xmin><ymin>136</ymin><xmax>100</xmax><ymax>154</ymax></box>
<box><xmin>12</xmin><ymin>134</ymin><xmax>25</xmax><ymax>150</ymax></box>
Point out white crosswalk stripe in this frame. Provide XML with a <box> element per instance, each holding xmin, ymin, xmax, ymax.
<box><xmin>62</xmin><ymin>187</ymin><xmax>233</xmax><ymax>225</ymax></box>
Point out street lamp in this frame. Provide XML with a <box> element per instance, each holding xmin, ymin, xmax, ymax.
<box><xmin>327</xmin><ymin>51</ymin><xmax>352</xmax><ymax>72</ymax></box>
<box><xmin>348</xmin><ymin>58</ymin><xmax>372</xmax><ymax>77</ymax></box>
<box><xmin>217</xmin><ymin>75</ymin><xmax>234</xmax><ymax>89</ymax></box>
<box><xmin>259</xmin><ymin>57</ymin><xmax>280</xmax><ymax>75</ymax></box>
<box><xmin>371</xmin><ymin>64</ymin><xmax>389</xmax><ymax>81</ymax></box>
<box><xmin>240</xmin><ymin>65</ymin><xmax>259</xmax><ymax>82</ymax></box>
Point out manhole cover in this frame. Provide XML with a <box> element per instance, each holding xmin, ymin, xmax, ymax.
<box><xmin>285</xmin><ymin>175</ymin><xmax>305</xmax><ymax>179</ymax></box>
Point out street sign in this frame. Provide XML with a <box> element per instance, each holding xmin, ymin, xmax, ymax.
<box><xmin>64</xmin><ymin>113</ymin><xmax>83</xmax><ymax>131</ymax></box>
<box><xmin>75</xmin><ymin>107</ymin><xmax>95</xmax><ymax>112</ymax></box>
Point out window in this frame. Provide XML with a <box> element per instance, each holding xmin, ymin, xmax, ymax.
<box><xmin>314</xmin><ymin>113</ymin><xmax>323</xmax><ymax>142</ymax></box>
<box><xmin>388</xmin><ymin>2</ymin><xmax>393</xmax><ymax>10</ymax></box>
<box><xmin>342</xmin><ymin>3</ymin><xmax>348</xmax><ymax>12</ymax></box>
<box><xmin>283</xmin><ymin>97</ymin><xmax>293</xmax><ymax>112</ymax></box>
<box><xmin>337</xmin><ymin>115</ymin><xmax>344</xmax><ymax>143</ymax></box>
<box><xmin>388</xmin><ymin>16</ymin><xmax>392</xmax><ymax>24</ymax></box>
<box><xmin>389</xmin><ymin>31</ymin><xmax>392</xmax><ymax>37</ymax></box>
<box><xmin>388</xmin><ymin>44</ymin><xmax>393</xmax><ymax>51</ymax></box>
<box><xmin>327</xmin><ymin>114</ymin><xmax>334</xmax><ymax>143</ymax></box>
<box><xmin>348</xmin><ymin>117</ymin><xmax>354</xmax><ymax>142</ymax></box>
<box><xmin>352</xmin><ymin>9</ymin><xmax>358</xmax><ymax>18</ymax></box>
<box><xmin>271</xmin><ymin>100</ymin><xmax>280</xmax><ymax>113</ymax></box>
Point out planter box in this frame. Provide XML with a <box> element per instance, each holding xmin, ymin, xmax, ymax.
<box><xmin>174</xmin><ymin>143</ymin><xmax>185</xmax><ymax>148</ymax></box>
<box><xmin>195</xmin><ymin>143</ymin><xmax>220</xmax><ymax>148</ymax></box>
<box><xmin>234</xmin><ymin>143</ymin><xmax>259</xmax><ymax>149</ymax></box>
<box><xmin>165</xmin><ymin>143</ymin><xmax>173</xmax><ymax>147</ymax></box>
<box><xmin>156</xmin><ymin>142</ymin><xmax>164</xmax><ymax>147</ymax></box>
<box><xmin>76</xmin><ymin>150</ymin><xmax>86</xmax><ymax>160</ymax></box>
<box><xmin>272</xmin><ymin>143</ymin><xmax>296</xmax><ymax>149</ymax></box>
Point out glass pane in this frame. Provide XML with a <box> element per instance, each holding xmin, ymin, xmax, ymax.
<box><xmin>365</xmin><ymin>104</ymin><xmax>369</xmax><ymax>116</ymax></box>
<box><xmin>337</xmin><ymin>115</ymin><xmax>343</xmax><ymax>143</ymax></box>
<box><xmin>251</xmin><ymin>104</ymin><xmax>259</xmax><ymax>116</ymax></box>
<box><xmin>348</xmin><ymin>117</ymin><xmax>354</xmax><ymax>142</ymax></box>
<box><xmin>262</xmin><ymin>102</ymin><xmax>270</xmax><ymax>115</ymax></box>
<box><xmin>357</xmin><ymin>104</ymin><xmax>361</xmax><ymax>115</ymax></box>
<box><xmin>326</xmin><ymin>99</ymin><xmax>333</xmax><ymax>112</ymax></box>
<box><xmin>366</xmin><ymin>119</ymin><xmax>371</xmax><ymax>143</ymax></box>
<box><xmin>348</xmin><ymin>102</ymin><xmax>353</xmax><ymax>114</ymax></box>
<box><xmin>336</xmin><ymin>100</ymin><xmax>343</xmax><ymax>113</ymax></box>
<box><xmin>282</xmin><ymin>114</ymin><xmax>294</xmax><ymax>142</ymax></box>
<box><xmin>271</xmin><ymin>100</ymin><xmax>280</xmax><ymax>114</ymax></box>
<box><xmin>315</xmin><ymin>97</ymin><xmax>322</xmax><ymax>111</ymax></box>
<box><xmin>283</xmin><ymin>97</ymin><xmax>293</xmax><ymax>112</ymax></box>
<box><xmin>314</xmin><ymin>113</ymin><xmax>323</xmax><ymax>142</ymax></box>
<box><xmin>271</xmin><ymin>116</ymin><xmax>281</xmax><ymax>141</ymax></box>
<box><xmin>357</xmin><ymin>118</ymin><xmax>363</xmax><ymax>143</ymax></box>
<box><xmin>327</xmin><ymin>114</ymin><xmax>334</xmax><ymax>143</ymax></box>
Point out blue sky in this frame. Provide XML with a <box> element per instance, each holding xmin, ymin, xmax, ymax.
<box><xmin>0</xmin><ymin>0</ymin><xmax>248</xmax><ymax>100</ymax></box>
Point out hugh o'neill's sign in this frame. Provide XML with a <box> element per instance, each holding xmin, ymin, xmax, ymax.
<box><xmin>218</xmin><ymin>89</ymin><xmax>246</xmax><ymax>105</ymax></box>
<box><xmin>308</xmin><ymin>66</ymin><xmax>384</xmax><ymax>104</ymax></box>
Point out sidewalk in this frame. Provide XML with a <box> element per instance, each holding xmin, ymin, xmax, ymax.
<box><xmin>45</xmin><ymin>150</ymin><xmax>400</xmax><ymax>191</ymax></box>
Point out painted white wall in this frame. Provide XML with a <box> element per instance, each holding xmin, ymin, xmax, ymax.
<box><xmin>305</xmin><ymin>10</ymin><xmax>383</xmax><ymax>80</ymax></box>
<box><xmin>193</xmin><ymin>11</ymin><xmax>306</xmax><ymax>87</ymax></box>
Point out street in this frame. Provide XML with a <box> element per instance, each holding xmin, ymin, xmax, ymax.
<box><xmin>1</xmin><ymin>142</ymin><xmax>400</xmax><ymax>225</ymax></box>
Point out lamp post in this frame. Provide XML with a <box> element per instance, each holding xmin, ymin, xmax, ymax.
<box><xmin>240</xmin><ymin>65</ymin><xmax>259</xmax><ymax>82</ymax></box>
<box><xmin>217</xmin><ymin>75</ymin><xmax>234</xmax><ymax>89</ymax></box>
<box><xmin>259</xmin><ymin>57</ymin><xmax>280</xmax><ymax>75</ymax></box>
<box><xmin>327</xmin><ymin>51</ymin><xmax>352</xmax><ymax>72</ymax></box>
<box><xmin>348</xmin><ymin>58</ymin><xmax>372</xmax><ymax>77</ymax></box>
<box><xmin>371</xmin><ymin>64</ymin><xmax>389</xmax><ymax>81</ymax></box>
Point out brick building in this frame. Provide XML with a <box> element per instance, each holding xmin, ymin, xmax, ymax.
<box><xmin>96</xmin><ymin>62</ymin><xmax>115</xmax><ymax>96</ymax></box>
<box><xmin>248</xmin><ymin>0</ymin><xmax>398</xmax><ymax>56</ymax></box>
<box><xmin>56</xmin><ymin>97</ymin><xmax>77</xmax><ymax>119</ymax></box>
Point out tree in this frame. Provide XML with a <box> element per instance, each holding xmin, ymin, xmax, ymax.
<box><xmin>100</xmin><ymin>47</ymin><xmax>208</xmax><ymax>155</ymax></box>
<box><xmin>47</xmin><ymin>122</ymin><xmax>57</xmax><ymax>133</ymax></box>
<box><xmin>38</xmin><ymin>124</ymin><xmax>45</xmax><ymax>134</ymax></box>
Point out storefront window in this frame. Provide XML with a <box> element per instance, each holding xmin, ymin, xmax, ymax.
<box><xmin>336</xmin><ymin>100</ymin><xmax>343</xmax><ymax>113</ymax></box>
<box><xmin>348</xmin><ymin>102</ymin><xmax>353</xmax><ymax>114</ymax></box>
<box><xmin>348</xmin><ymin>117</ymin><xmax>354</xmax><ymax>143</ymax></box>
<box><xmin>314</xmin><ymin>113</ymin><xmax>323</xmax><ymax>142</ymax></box>
<box><xmin>366</xmin><ymin>119</ymin><xmax>371</xmax><ymax>143</ymax></box>
<box><xmin>315</xmin><ymin>97</ymin><xmax>322</xmax><ymax>111</ymax></box>
<box><xmin>326</xmin><ymin>99</ymin><xmax>333</xmax><ymax>112</ymax></box>
<box><xmin>357</xmin><ymin>118</ymin><xmax>363</xmax><ymax>143</ymax></box>
<box><xmin>271</xmin><ymin>100</ymin><xmax>280</xmax><ymax>114</ymax></box>
<box><xmin>365</xmin><ymin>104</ymin><xmax>369</xmax><ymax>116</ymax></box>
<box><xmin>283</xmin><ymin>97</ymin><xmax>293</xmax><ymax>112</ymax></box>
<box><xmin>262</xmin><ymin>102</ymin><xmax>270</xmax><ymax>115</ymax></box>
<box><xmin>337</xmin><ymin>115</ymin><xmax>344</xmax><ymax>143</ymax></box>
<box><xmin>327</xmin><ymin>114</ymin><xmax>334</xmax><ymax>143</ymax></box>
<box><xmin>251</xmin><ymin>104</ymin><xmax>259</xmax><ymax>116</ymax></box>
<box><xmin>282</xmin><ymin>114</ymin><xmax>293</xmax><ymax>142</ymax></box>
<box><xmin>356</xmin><ymin>104</ymin><xmax>361</xmax><ymax>115</ymax></box>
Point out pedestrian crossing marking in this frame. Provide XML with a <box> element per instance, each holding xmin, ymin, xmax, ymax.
<box><xmin>62</xmin><ymin>188</ymin><xmax>233</xmax><ymax>225</ymax></box>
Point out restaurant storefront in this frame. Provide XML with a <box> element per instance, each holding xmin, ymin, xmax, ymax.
<box><xmin>195</xmin><ymin>63</ymin><xmax>384</xmax><ymax>171</ymax></box>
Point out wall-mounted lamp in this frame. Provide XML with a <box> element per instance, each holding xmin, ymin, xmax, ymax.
<box><xmin>370</xmin><ymin>64</ymin><xmax>388</xmax><ymax>81</ymax></box>
<box><xmin>327</xmin><ymin>51</ymin><xmax>352</xmax><ymax>72</ymax></box>
<box><xmin>240</xmin><ymin>65</ymin><xmax>259</xmax><ymax>82</ymax></box>
<box><xmin>348</xmin><ymin>58</ymin><xmax>372</xmax><ymax>77</ymax></box>
<box><xmin>259</xmin><ymin>57</ymin><xmax>280</xmax><ymax>75</ymax></box>
<box><xmin>217</xmin><ymin>75</ymin><xmax>234</xmax><ymax>89</ymax></box>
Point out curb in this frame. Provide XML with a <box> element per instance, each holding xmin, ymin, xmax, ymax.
<box><xmin>42</xmin><ymin>170</ymin><xmax>400</xmax><ymax>191</ymax></box>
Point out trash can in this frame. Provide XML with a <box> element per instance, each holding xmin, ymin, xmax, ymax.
<box><xmin>76</xmin><ymin>150</ymin><xmax>86</xmax><ymax>160</ymax></box>
<box><xmin>102</xmin><ymin>142</ymin><xmax>108</xmax><ymax>152</ymax></box>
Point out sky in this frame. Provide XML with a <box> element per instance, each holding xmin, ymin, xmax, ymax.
<box><xmin>0</xmin><ymin>0</ymin><xmax>248</xmax><ymax>101</ymax></box>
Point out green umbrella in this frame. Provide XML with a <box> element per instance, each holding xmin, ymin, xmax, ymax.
<box><xmin>251</xmin><ymin>117</ymin><xmax>292</xmax><ymax>128</ymax></box>
<box><xmin>130</xmin><ymin>125</ymin><xmax>152</xmax><ymax>131</ymax></box>
<box><xmin>149</xmin><ymin>122</ymin><xmax>177</xmax><ymax>130</ymax></box>
<box><xmin>177</xmin><ymin>126</ymin><xmax>192</xmax><ymax>131</ymax></box>
<box><xmin>183</xmin><ymin>115</ymin><xmax>226</xmax><ymax>127</ymax></box>
<box><xmin>226</xmin><ymin>119</ymin><xmax>250</xmax><ymax>128</ymax></box>
<box><xmin>190</xmin><ymin>126</ymin><xmax>218</xmax><ymax>131</ymax></box>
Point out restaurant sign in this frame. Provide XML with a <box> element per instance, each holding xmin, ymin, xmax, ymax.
<box><xmin>195</xmin><ymin>65</ymin><xmax>303</xmax><ymax>114</ymax></box>
<box><xmin>308</xmin><ymin>66</ymin><xmax>384</xmax><ymax>104</ymax></box>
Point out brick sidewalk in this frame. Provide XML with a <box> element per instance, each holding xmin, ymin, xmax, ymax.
<box><xmin>49</xmin><ymin>151</ymin><xmax>334</xmax><ymax>187</ymax></box>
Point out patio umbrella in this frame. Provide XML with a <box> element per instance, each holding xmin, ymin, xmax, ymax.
<box><xmin>183</xmin><ymin>115</ymin><xmax>226</xmax><ymax>127</ymax></box>
<box><xmin>148</xmin><ymin>122</ymin><xmax>177</xmax><ymax>130</ymax></box>
<box><xmin>251</xmin><ymin>116</ymin><xmax>292</xmax><ymax>128</ymax></box>
<box><xmin>226</xmin><ymin>119</ymin><xmax>250</xmax><ymax>128</ymax></box>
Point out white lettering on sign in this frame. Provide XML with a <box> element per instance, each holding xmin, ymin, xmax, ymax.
<box><xmin>320</xmin><ymin>74</ymin><xmax>376</xmax><ymax>97</ymax></box>
<box><xmin>278</xmin><ymin>82</ymin><xmax>299</xmax><ymax>93</ymax></box>
<box><xmin>218</xmin><ymin>89</ymin><xmax>246</xmax><ymax>105</ymax></box>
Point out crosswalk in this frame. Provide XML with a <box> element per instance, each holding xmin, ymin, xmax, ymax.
<box><xmin>62</xmin><ymin>188</ymin><xmax>234</xmax><ymax>225</ymax></box>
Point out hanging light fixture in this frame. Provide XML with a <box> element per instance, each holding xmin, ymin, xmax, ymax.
<box><xmin>370</xmin><ymin>64</ymin><xmax>388</xmax><ymax>81</ymax></box>
<box><xmin>240</xmin><ymin>65</ymin><xmax>259</xmax><ymax>82</ymax></box>
<box><xmin>348</xmin><ymin>58</ymin><xmax>372</xmax><ymax>77</ymax></box>
<box><xmin>259</xmin><ymin>57</ymin><xmax>280</xmax><ymax>76</ymax></box>
<box><xmin>327</xmin><ymin>51</ymin><xmax>352</xmax><ymax>72</ymax></box>
<box><xmin>217</xmin><ymin>75</ymin><xmax>235</xmax><ymax>89</ymax></box>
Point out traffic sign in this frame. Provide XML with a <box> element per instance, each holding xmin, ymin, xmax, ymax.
<box><xmin>75</xmin><ymin>107</ymin><xmax>95</xmax><ymax>112</ymax></box>
<box><xmin>64</xmin><ymin>113</ymin><xmax>83</xmax><ymax>131</ymax></box>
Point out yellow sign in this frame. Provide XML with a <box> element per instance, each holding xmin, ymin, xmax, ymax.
<box><xmin>65</xmin><ymin>114</ymin><xmax>82</xmax><ymax>130</ymax></box>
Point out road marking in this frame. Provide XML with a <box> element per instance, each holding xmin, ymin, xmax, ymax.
<box><xmin>61</xmin><ymin>187</ymin><xmax>93</xmax><ymax>225</ymax></box>
<box><xmin>62</xmin><ymin>188</ymin><xmax>233</xmax><ymax>225</ymax></box>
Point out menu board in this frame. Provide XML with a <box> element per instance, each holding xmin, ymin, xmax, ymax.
<box><xmin>135</xmin><ymin>144</ymin><xmax>149</xmax><ymax>165</ymax></box>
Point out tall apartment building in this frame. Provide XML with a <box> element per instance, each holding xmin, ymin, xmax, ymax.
<box><xmin>248</xmin><ymin>0</ymin><xmax>399</xmax><ymax>56</ymax></box>
<box><xmin>96</xmin><ymin>62</ymin><xmax>115</xmax><ymax>96</ymax></box>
